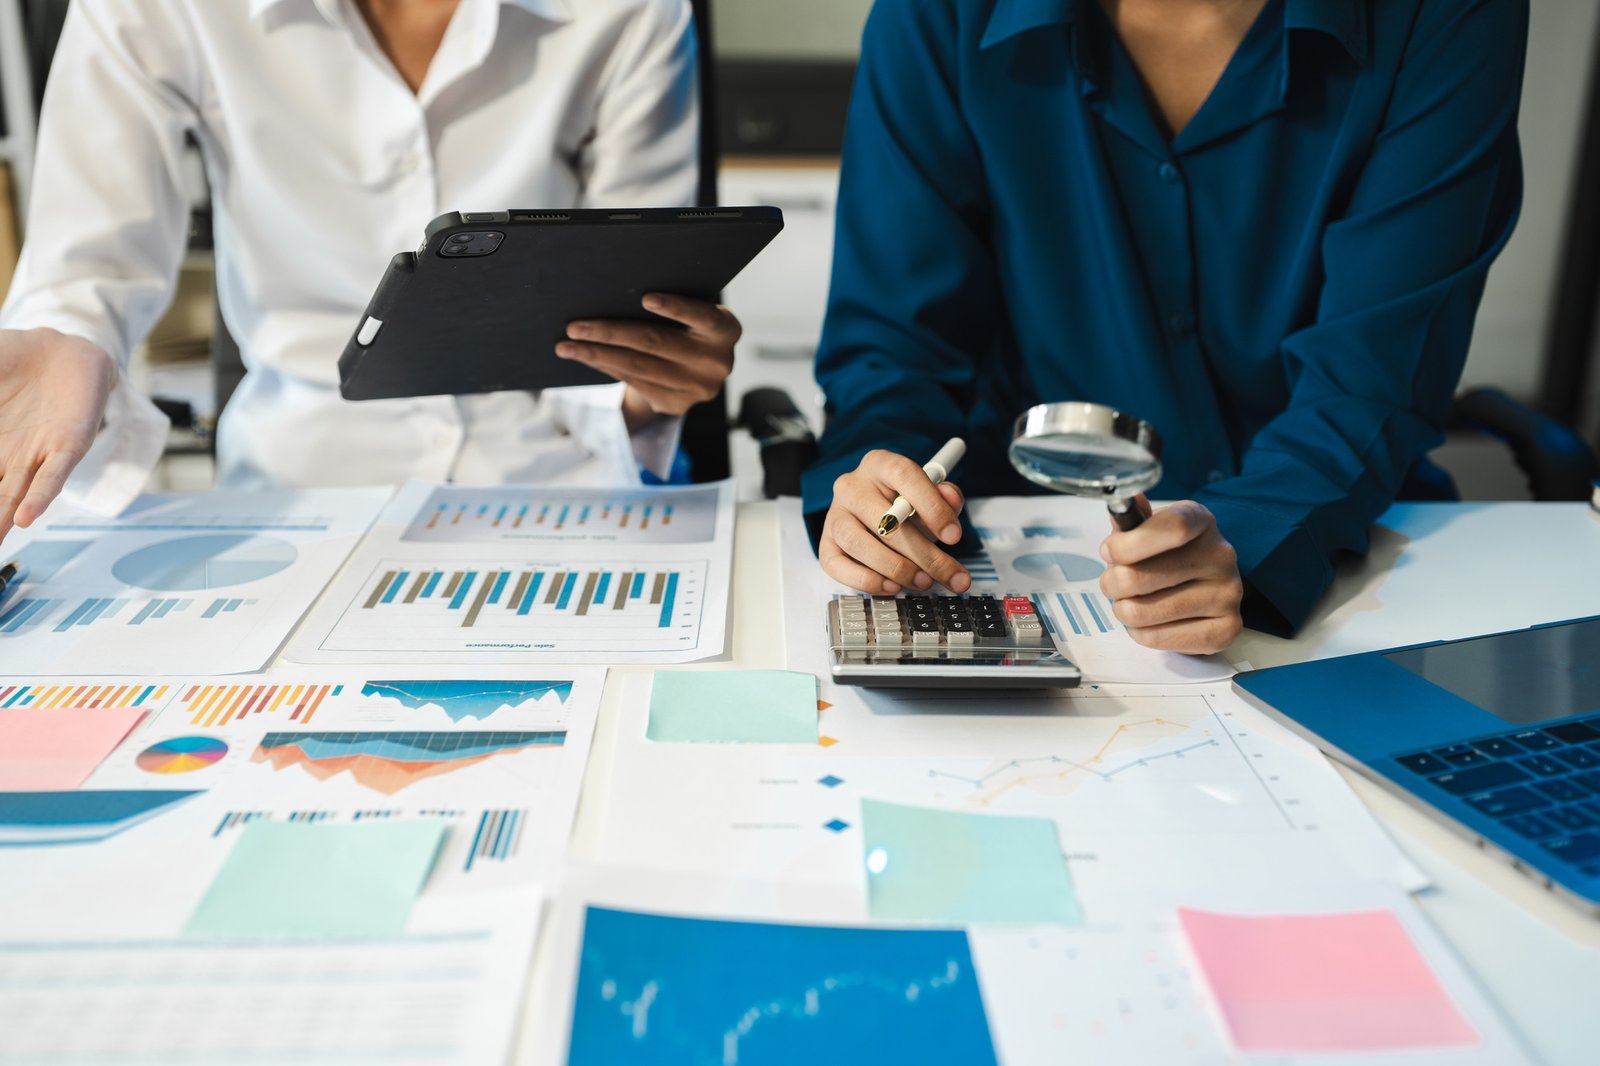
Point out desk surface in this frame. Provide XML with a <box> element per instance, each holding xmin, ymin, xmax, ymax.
<box><xmin>531</xmin><ymin>500</ymin><xmax>1600</xmax><ymax>1066</ymax></box>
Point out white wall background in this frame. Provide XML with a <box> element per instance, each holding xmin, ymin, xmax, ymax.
<box><xmin>1461</xmin><ymin>0</ymin><xmax>1600</xmax><ymax>400</ymax></box>
<box><xmin>714</xmin><ymin>0</ymin><xmax>871</xmax><ymax>59</ymax></box>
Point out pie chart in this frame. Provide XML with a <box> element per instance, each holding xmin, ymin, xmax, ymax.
<box><xmin>1012</xmin><ymin>552</ymin><xmax>1105</xmax><ymax>583</ymax></box>
<box><xmin>136</xmin><ymin>736</ymin><xmax>229</xmax><ymax>774</ymax></box>
<box><xmin>112</xmin><ymin>534</ymin><xmax>298</xmax><ymax>591</ymax></box>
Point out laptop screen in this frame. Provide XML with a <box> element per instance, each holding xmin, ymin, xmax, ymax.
<box><xmin>1383</xmin><ymin>617</ymin><xmax>1600</xmax><ymax>727</ymax></box>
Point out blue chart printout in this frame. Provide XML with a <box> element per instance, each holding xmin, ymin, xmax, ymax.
<box><xmin>289</xmin><ymin>480</ymin><xmax>735</xmax><ymax>664</ymax></box>
<box><xmin>404</xmin><ymin>484</ymin><xmax>720</xmax><ymax>545</ymax></box>
<box><xmin>567</xmin><ymin>907</ymin><xmax>999</xmax><ymax>1066</ymax></box>
<box><xmin>358</xmin><ymin>679</ymin><xmax>574</xmax><ymax>722</ymax></box>
<box><xmin>0</xmin><ymin>490</ymin><xmax>390</xmax><ymax>674</ymax></box>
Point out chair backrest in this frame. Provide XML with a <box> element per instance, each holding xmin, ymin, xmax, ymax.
<box><xmin>677</xmin><ymin>0</ymin><xmax>734</xmax><ymax>482</ymax></box>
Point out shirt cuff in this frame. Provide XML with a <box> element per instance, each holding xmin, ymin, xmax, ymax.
<box><xmin>61</xmin><ymin>361</ymin><xmax>169</xmax><ymax>517</ymax></box>
<box><xmin>0</xmin><ymin>318</ymin><xmax>166</xmax><ymax>518</ymax></box>
<box><xmin>1196</xmin><ymin>493</ymin><xmax>1332</xmax><ymax>638</ymax></box>
<box><xmin>542</xmin><ymin>382</ymin><xmax>645</xmax><ymax>485</ymax></box>
<box><xmin>629</xmin><ymin>411</ymin><xmax>685</xmax><ymax>481</ymax></box>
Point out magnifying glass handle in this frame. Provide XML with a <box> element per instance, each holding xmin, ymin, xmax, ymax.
<box><xmin>1107</xmin><ymin>497</ymin><xmax>1145</xmax><ymax>532</ymax></box>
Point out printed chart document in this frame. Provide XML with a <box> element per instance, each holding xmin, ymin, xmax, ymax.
<box><xmin>529</xmin><ymin>869</ymin><xmax>1527</xmax><ymax>1066</ymax></box>
<box><xmin>600</xmin><ymin>673</ymin><xmax>1424</xmax><ymax>916</ymax></box>
<box><xmin>0</xmin><ymin>890</ymin><xmax>542</xmax><ymax>1066</ymax></box>
<box><xmin>0</xmin><ymin>667</ymin><xmax>602</xmax><ymax>913</ymax></box>
<box><xmin>287</xmin><ymin>480</ymin><xmax>735</xmax><ymax>665</ymax></box>
<box><xmin>778</xmin><ymin>497</ymin><xmax>1233</xmax><ymax>685</ymax></box>
<box><xmin>0</xmin><ymin>667</ymin><xmax>601</xmax><ymax>1064</ymax></box>
<box><xmin>0</xmin><ymin>489</ymin><xmax>389</xmax><ymax>674</ymax></box>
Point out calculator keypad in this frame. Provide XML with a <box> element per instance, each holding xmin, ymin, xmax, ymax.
<box><xmin>831</xmin><ymin>593</ymin><xmax>1050</xmax><ymax>657</ymax></box>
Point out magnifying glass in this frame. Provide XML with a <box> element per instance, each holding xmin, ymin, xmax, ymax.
<box><xmin>1008</xmin><ymin>402</ymin><xmax>1163</xmax><ymax>531</ymax></box>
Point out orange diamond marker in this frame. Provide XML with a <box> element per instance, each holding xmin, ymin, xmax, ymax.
<box><xmin>818</xmin><ymin>735</ymin><xmax>839</xmax><ymax>748</ymax></box>
<box><xmin>817</xmin><ymin>700</ymin><xmax>832</xmax><ymax>712</ymax></box>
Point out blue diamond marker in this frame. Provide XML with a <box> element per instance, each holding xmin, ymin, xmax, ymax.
<box><xmin>817</xmin><ymin>775</ymin><xmax>844</xmax><ymax>788</ymax></box>
<box><xmin>823</xmin><ymin>819</ymin><xmax>850</xmax><ymax>833</ymax></box>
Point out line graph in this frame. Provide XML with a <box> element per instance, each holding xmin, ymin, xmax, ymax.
<box><xmin>925</xmin><ymin>718</ymin><xmax>1222</xmax><ymax>806</ymax></box>
<box><xmin>357</xmin><ymin>680</ymin><xmax>572</xmax><ymax>722</ymax></box>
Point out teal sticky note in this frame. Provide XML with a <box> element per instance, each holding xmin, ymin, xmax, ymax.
<box><xmin>186</xmin><ymin>820</ymin><xmax>446</xmax><ymax>938</ymax></box>
<box><xmin>646</xmin><ymin>670</ymin><xmax>818</xmax><ymax>743</ymax></box>
<box><xmin>862</xmin><ymin>798</ymin><xmax>1082</xmax><ymax>924</ymax></box>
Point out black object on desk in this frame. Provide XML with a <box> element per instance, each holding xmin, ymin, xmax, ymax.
<box><xmin>0</xmin><ymin>560</ymin><xmax>26</xmax><ymax>611</ymax></box>
<box><xmin>338</xmin><ymin>207</ymin><xmax>784</xmax><ymax>401</ymax></box>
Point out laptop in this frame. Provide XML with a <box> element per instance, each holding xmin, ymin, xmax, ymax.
<box><xmin>1234</xmin><ymin>615</ymin><xmax>1600</xmax><ymax>915</ymax></box>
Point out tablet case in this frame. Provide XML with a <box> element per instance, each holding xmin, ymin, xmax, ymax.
<box><xmin>338</xmin><ymin>207</ymin><xmax>784</xmax><ymax>400</ymax></box>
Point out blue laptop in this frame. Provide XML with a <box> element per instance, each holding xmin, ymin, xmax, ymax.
<box><xmin>1234</xmin><ymin>615</ymin><xmax>1600</xmax><ymax>915</ymax></box>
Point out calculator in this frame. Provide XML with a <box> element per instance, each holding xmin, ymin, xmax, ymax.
<box><xmin>826</xmin><ymin>593</ymin><xmax>1081</xmax><ymax>688</ymax></box>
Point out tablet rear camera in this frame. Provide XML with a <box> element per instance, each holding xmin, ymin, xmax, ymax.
<box><xmin>438</xmin><ymin>232</ymin><xmax>502</xmax><ymax>258</ymax></box>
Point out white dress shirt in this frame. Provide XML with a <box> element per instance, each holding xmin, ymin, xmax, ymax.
<box><xmin>0</xmin><ymin>0</ymin><xmax>696</xmax><ymax>512</ymax></box>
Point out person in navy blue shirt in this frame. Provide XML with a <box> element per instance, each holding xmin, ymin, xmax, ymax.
<box><xmin>802</xmin><ymin>0</ymin><xmax>1526</xmax><ymax>654</ymax></box>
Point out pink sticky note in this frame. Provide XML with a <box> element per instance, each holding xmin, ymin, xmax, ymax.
<box><xmin>1178</xmin><ymin>906</ymin><xmax>1478</xmax><ymax>1053</ymax></box>
<box><xmin>0</xmin><ymin>706</ymin><xmax>147</xmax><ymax>790</ymax></box>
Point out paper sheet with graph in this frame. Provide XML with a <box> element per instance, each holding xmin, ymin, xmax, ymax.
<box><xmin>0</xmin><ymin>489</ymin><xmax>389</xmax><ymax>674</ymax></box>
<box><xmin>526</xmin><ymin>868</ymin><xmax>1527</xmax><ymax>1066</ymax></box>
<box><xmin>0</xmin><ymin>665</ymin><xmax>601</xmax><ymax>1065</ymax></box>
<box><xmin>286</xmin><ymin>480</ymin><xmax>735</xmax><ymax>664</ymax></box>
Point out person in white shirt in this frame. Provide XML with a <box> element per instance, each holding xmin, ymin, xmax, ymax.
<box><xmin>0</xmin><ymin>0</ymin><xmax>740</xmax><ymax>543</ymax></box>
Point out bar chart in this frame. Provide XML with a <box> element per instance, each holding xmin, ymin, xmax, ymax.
<box><xmin>0</xmin><ymin>682</ymin><xmax>171</xmax><ymax>710</ymax></box>
<box><xmin>316</xmin><ymin>558</ymin><xmax>707</xmax><ymax>657</ymax></box>
<box><xmin>403</xmin><ymin>485</ymin><xmax>720</xmax><ymax>545</ymax></box>
<box><xmin>179</xmin><ymin>682</ymin><xmax>345</xmax><ymax>729</ymax></box>
<box><xmin>0</xmin><ymin>595</ymin><xmax>260</xmax><ymax>634</ymax></box>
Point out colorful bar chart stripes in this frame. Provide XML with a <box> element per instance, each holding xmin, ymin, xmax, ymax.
<box><xmin>182</xmin><ymin>683</ymin><xmax>344</xmax><ymax>728</ymax></box>
<box><xmin>465</xmin><ymin>809</ymin><xmax>525</xmax><ymax>872</ymax></box>
<box><xmin>0</xmin><ymin>683</ymin><xmax>169</xmax><ymax>709</ymax></box>
<box><xmin>359</xmin><ymin>568</ymin><xmax>683</xmax><ymax>628</ymax></box>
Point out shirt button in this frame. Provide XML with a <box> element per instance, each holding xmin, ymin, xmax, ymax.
<box><xmin>1207</xmin><ymin>469</ymin><xmax>1226</xmax><ymax>483</ymax></box>
<box><xmin>1158</xmin><ymin>162</ymin><xmax>1181</xmax><ymax>183</ymax></box>
<box><xmin>1169</xmin><ymin>312</ymin><xmax>1196</xmax><ymax>335</ymax></box>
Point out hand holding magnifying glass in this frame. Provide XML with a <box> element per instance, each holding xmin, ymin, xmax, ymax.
<box><xmin>1008</xmin><ymin>402</ymin><xmax>1244</xmax><ymax>655</ymax></box>
<box><xmin>1008</xmin><ymin>402</ymin><xmax>1163</xmax><ymax>528</ymax></box>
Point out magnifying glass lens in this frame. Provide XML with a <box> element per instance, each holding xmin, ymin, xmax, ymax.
<box><xmin>1009</xmin><ymin>432</ymin><xmax>1158</xmax><ymax>493</ymax></box>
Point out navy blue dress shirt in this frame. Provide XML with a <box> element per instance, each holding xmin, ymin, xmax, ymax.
<box><xmin>801</xmin><ymin>0</ymin><xmax>1526</xmax><ymax>634</ymax></box>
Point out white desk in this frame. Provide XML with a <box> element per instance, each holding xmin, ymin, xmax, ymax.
<box><xmin>531</xmin><ymin>501</ymin><xmax>1600</xmax><ymax>1065</ymax></box>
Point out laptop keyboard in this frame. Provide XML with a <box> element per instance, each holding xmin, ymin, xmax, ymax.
<box><xmin>1395</xmin><ymin>718</ymin><xmax>1600</xmax><ymax>875</ymax></box>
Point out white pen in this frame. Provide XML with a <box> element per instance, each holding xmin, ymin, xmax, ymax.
<box><xmin>877</xmin><ymin>437</ymin><xmax>966</xmax><ymax>536</ymax></box>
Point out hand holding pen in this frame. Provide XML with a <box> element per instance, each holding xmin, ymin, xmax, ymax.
<box><xmin>819</xmin><ymin>439</ymin><xmax>971</xmax><ymax>595</ymax></box>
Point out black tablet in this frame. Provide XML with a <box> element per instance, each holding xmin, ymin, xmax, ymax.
<box><xmin>338</xmin><ymin>206</ymin><xmax>784</xmax><ymax>400</ymax></box>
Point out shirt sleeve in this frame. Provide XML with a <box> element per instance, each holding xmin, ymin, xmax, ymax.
<box><xmin>0</xmin><ymin>0</ymin><xmax>200</xmax><ymax>514</ymax></box>
<box><xmin>798</xmin><ymin>0</ymin><xmax>1009</xmax><ymax>517</ymax></box>
<box><xmin>1195</xmin><ymin>0</ymin><xmax>1527</xmax><ymax>634</ymax></box>
<box><xmin>576</xmin><ymin>0</ymin><xmax>699</xmax><ymax>209</ymax></box>
<box><xmin>541</xmin><ymin>383</ymin><xmax>684</xmax><ymax>483</ymax></box>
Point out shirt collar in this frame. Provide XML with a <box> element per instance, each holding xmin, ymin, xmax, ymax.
<box><xmin>248</xmin><ymin>0</ymin><xmax>571</xmax><ymax>26</ymax></box>
<box><xmin>1284</xmin><ymin>0</ymin><xmax>1367</xmax><ymax>63</ymax></box>
<box><xmin>980</xmin><ymin>0</ymin><xmax>1074</xmax><ymax>51</ymax></box>
<box><xmin>981</xmin><ymin>0</ymin><xmax>1367</xmax><ymax>62</ymax></box>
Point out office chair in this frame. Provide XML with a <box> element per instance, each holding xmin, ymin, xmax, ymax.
<box><xmin>1449</xmin><ymin>386</ymin><xmax>1600</xmax><ymax>502</ymax></box>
